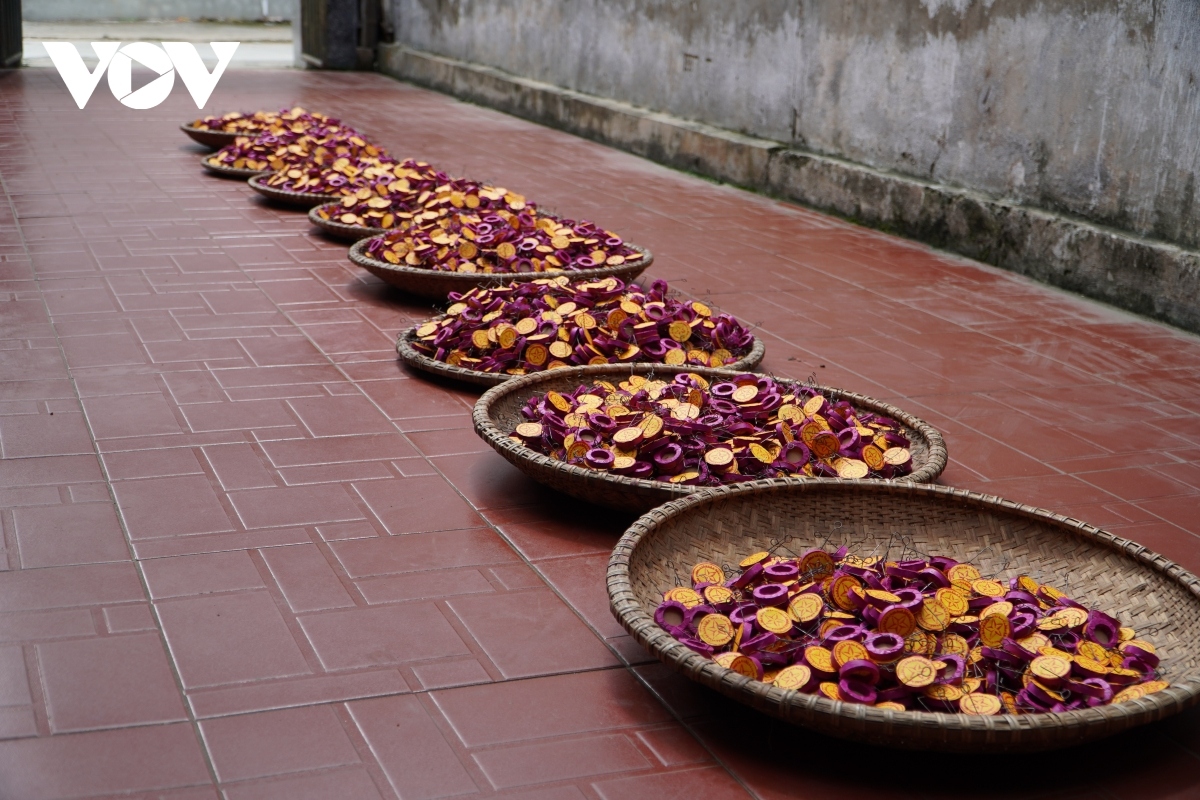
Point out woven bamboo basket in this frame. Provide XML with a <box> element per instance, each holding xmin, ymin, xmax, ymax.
<box><xmin>200</xmin><ymin>155</ymin><xmax>271</xmax><ymax>180</ymax></box>
<box><xmin>247</xmin><ymin>174</ymin><xmax>340</xmax><ymax>208</ymax></box>
<box><xmin>351</xmin><ymin>238</ymin><xmax>654</xmax><ymax>300</ymax></box>
<box><xmin>398</xmin><ymin>326</ymin><xmax>765</xmax><ymax>389</ymax></box>
<box><xmin>608</xmin><ymin>479</ymin><xmax>1200</xmax><ymax>752</ymax></box>
<box><xmin>180</xmin><ymin>124</ymin><xmax>239</xmax><ymax>149</ymax></box>
<box><xmin>473</xmin><ymin>364</ymin><xmax>946</xmax><ymax>512</ymax></box>
<box><xmin>308</xmin><ymin>202</ymin><xmax>380</xmax><ymax>241</ymax></box>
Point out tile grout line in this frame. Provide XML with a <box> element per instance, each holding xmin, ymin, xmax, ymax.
<box><xmin>0</xmin><ymin>150</ymin><xmax>225</xmax><ymax>792</ymax></box>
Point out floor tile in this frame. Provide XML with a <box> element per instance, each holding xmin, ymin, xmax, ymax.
<box><xmin>472</xmin><ymin>733</ymin><xmax>650</xmax><ymax>790</ymax></box>
<box><xmin>447</xmin><ymin>590</ymin><xmax>620</xmax><ymax>678</ymax></box>
<box><xmin>348</xmin><ymin>695</ymin><xmax>478</xmax><ymax>800</ymax></box>
<box><xmin>228</xmin><ymin>484</ymin><xmax>365</xmax><ymax>529</ymax></box>
<box><xmin>113</xmin><ymin>475</ymin><xmax>234</xmax><ymax>538</ymax></box>
<box><xmin>221</xmin><ymin>768</ymin><xmax>386</xmax><ymax>800</ymax></box>
<box><xmin>0</xmin><ymin>723</ymin><xmax>210</xmax><ymax>799</ymax></box>
<box><xmin>12</xmin><ymin>501</ymin><xmax>129</xmax><ymax>568</ymax></box>
<box><xmin>433</xmin><ymin>669</ymin><xmax>671</xmax><ymax>747</ymax></box>
<box><xmin>157</xmin><ymin>591</ymin><xmax>311</xmax><ymax>688</ymax></box>
<box><xmin>200</xmin><ymin>704</ymin><xmax>360</xmax><ymax>783</ymax></box>
<box><xmin>37</xmin><ymin>632</ymin><xmax>187</xmax><ymax>733</ymax></box>
<box><xmin>354</xmin><ymin>475</ymin><xmax>486</xmax><ymax>534</ymax></box>
<box><xmin>299</xmin><ymin>602</ymin><xmax>470</xmax><ymax>671</ymax></box>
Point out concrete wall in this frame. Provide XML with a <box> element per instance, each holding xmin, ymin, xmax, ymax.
<box><xmin>25</xmin><ymin>0</ymin><xmax>296</xmax><ymax>22</ymax></box>
<box><xmin>391</xmin><ymin>0</ymin><xmax>1200</xmax><ymax>252</ymax></box>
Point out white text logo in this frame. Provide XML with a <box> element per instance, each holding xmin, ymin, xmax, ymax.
<box><xmin>44</xmin><ymin>42</ymin><xmax>240</xmax><ymax>109</ymax></box>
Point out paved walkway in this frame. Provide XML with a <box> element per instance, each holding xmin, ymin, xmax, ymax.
<box><xmin>0</xmin><ymin>67</ymin><xmax>1198</xmax><ymax>799</ymax></box>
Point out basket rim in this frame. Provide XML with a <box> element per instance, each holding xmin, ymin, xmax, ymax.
<box><xmin>179</xmin><ymin>123</ymin><xmax>241</xmax><ymax>140</ymax></box>
<box><xmin>606</xmin><ymin>478</ymin><xmax>1200</xmax><ymax>742</ymax></box>
<box><xmin>308</xmin><ymin>202</ymin><xmax>379</xmax><ymax>240</ymax></box>
<box><xmin>247</xmin><ymin>173</ymin><xmax>340</xmax><ymax>206</ymax></box>
<box><xmin>200</xmin><ymin>154</ymin><xmax>271</xmax><ymax>179</ymax></box>
<box><xmin>397</xmin><ymin>324</ymin><xmax>767</xmax><ymax>389</ymax></box>
<box><xmin>350</xmin><ymin>235</ymin><xmax>654</xmax><ymax>290</ymax></box>
<box><xmin>472</xmin><ymin>363</ymin><xmax>949</xmax><ymax>495</ymax></box>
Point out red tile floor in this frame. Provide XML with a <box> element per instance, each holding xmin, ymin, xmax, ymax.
<box><xmin>0</xmin><ymin>65</ymin><xmax>1197</xmax><ymax>798</ymax></box>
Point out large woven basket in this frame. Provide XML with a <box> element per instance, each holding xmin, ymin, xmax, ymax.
<box><xmin>397</xmin><ymin>326</ymin><xmax>765</xmax><ymax>389</ymax></box>
<box><xmin>247</xmin><ymin>174</ymin><xmax>340</xmax><ymax>208</ymax></box>
<box><xmin>308</xmin><ymin>202</ymin><xmax>380</xmax><ymax>241</ymax></box>
<box><xmin>352</xmin><ymin>238</ymin><xmax>654</xmax><ymax>300</ymax></box>
<box><xmin>200</xmin><ymin>155</ymin><xmax>271</xmax><ymax>180</ymax></box>
<box><xmin>180</xmin><ymin>124</ymin><xmax>239</xmax><ymax>149</ymax></box>
<box><xmin>608</xmin><ymin>479</ymin><xmax>1200</xmax><ymax>752</ymax></box>
<box><xmin>473</xmin><ymin>364</ymin><xmax>946</xmax><ymax>512</ymax></box>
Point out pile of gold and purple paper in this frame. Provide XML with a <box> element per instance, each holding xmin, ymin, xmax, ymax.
<box><xmin>413</xmin><ymin>277</ymin><xmax>752</xmax><ymax>375</ymax></box>
<box><xmin>512</xmin><ymin>374</ymin><xmax>909</xmax><ymax>485</ymax></box>
<box><xmin>655</xmin><ymin>547</ymin><xmax>1167</xmax><ymax>714</ymax></box>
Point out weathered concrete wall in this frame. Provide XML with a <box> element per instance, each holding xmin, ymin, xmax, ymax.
<box><xmin>391</xmin><ymin>0</ymin><xmax>1200</xmax><ymax>251</ymax></box>
<box><xmin>24</xmin><ymin>0</ymin><xmax>296</xmax><ymax>22</ymax></box>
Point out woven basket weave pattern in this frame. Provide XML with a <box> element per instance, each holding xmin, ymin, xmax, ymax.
<box><xmin>607</xmin><ymin>480</ymin><xmax>1200</xmax><ymax>751</ymax></box>
<box><xmin>397</xmin><ymin>325</ymin><xmax>764</xmax><ymax>388</ymax></box>
<box><xmin>473</xmin><ymin>364</ymin><xmax>947</xmax><ymax>512</ymax></box>
<box><xmin>309</xmin><ymin>203</ymin><xmax>386</xmax><ymax>241</ymax></box>
<box><xmin>350</xmin><ymin>238</ymin><xmax>653</xmax><ymax>300</ymax></box>
<box><xmin>247</xmin><ymin>174</ymin><xmax>339</xmax><ymax>208</ymax></box>
<box><xmin>180</xmin><ymin>124</ymin><xmax>239</xmax><ymax>149</ymax></box>
<box><xmin>200</xmin><ymin>155</ymin><xmax>270</xmax><ymax>180</ymax></box>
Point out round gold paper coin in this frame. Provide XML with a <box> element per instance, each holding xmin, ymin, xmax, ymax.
<box><xmin>1029</xmin><ymin>655</ymin><xmax>1072</xmax><ymax>682</ymax></box>
<box><xmin>788</xmin><ymin>593</ymin><xmax>824</xmax><ymax>624</ymax></box>
<box><xmin>772</xmin><ymin>664</ymin><xmax>812</xmax><ymax>691</ymax></box>
<box><xmin>799</xmin><ymin>550</ymin><xmax>835</xmax><ymax>581</ymax></box>
<box><xmin>940</xmin><ymin>633</ymin><xmax>970</xmax><ymax>656</ymax></box>
<box><xmin>691</xmin><ymin>562</ymin><xmax>725</xmax><ymax>585</ymax></box>
<box><xmin>818</xmin><ymin>682</ymin><xmax>842</xmax><ymax>701</ymax></box>
<box><xmin>832</xmin><ymin>640</ymin><xmax>869</xmax><ymax>666</ymax></box>
<box><xmin>835</xmin><ymin>458</ymin><xmax>869</xmax><ymax>478</ymax></box>
<box><xmin>704</xmin><ymin>448</ymin><xmax>734</xmax><ymax>467</ymax></box>
<box><xmin>728</xmin><ymin>655</ymin><xmax>760</xmax><ymax>680</ymax></box>
<box><xmin>739</xmin><ymin>551</ymin><xmax>769</xmax><ymax>568</ymax></box>
<box><xmin>959</xmin><ymin>693</ymin><xmax>1003</xmax><ymax>716</ymax></box>
<box><xmin>713</xmin><ymin>652</ymin><xmax>740</xmax><ymax>669</ymax></box>
<box><xmin>804</xmin><ymin>646</ymin><xmax>835</xmax><ymax>674</ymax></box>
<box><xmin>666</xmin><ymin>587</ymin><xmax>702</xmax><ymax>608</ymax></box>
<box><xmin>667</xmin><ymin>321</ymin><xmax>692</xmax><ymax>342</ymax></box>
<box><xmin>978</xmin><ymin>613</ymin><xmax>1010</xmax><ymax>647</ymax></box>
<box><xmin>971</xmin><ymin>579</ymin><xmax>1006</xmax><ymax>598</ymax></box>
<box><xmin>1076</xmin><ymin>641</ymin><xmax>1108</xmax><ymax>663</ymax></box>
<box><xmin>935</xmin><ymin>588</ymin><xmax>969</xmax><ymax>617</ymax></box>
<box><xmin>732</xmin><ymin>385</ymin><xmax>759</xmax><ymax>403</ymax></box>
<box><xmin>916</xmin><ymin>599</ymin><xmax>951</xmax><ymax>631</ymax></box>
<box><xmin>875</xmin><ymin>701</ymin><xmax>906</xmax><ymax>712</ymax></box>
<box><xmin>865</xmin><ymin>589</ymin><xmax>901</xmax><ymax>605</ymax></box>
<box><xmin>697</xmin><ymin>614</ymin><xmax>735</xmax><ymax>647</ymax></box>
<box><xmin>877</xmin><ymin>606</ymin><xmax>917</xmax><ymax>638</ymax></box>
<box><xmin>829</xmin><ymin>574</ymin><xmax>862</xmax><ymax>611</ymax></box>
<box><xmin>703</xmin><ymin>585</ymin><xmax>733</xmax><ymax>605</ymax></box>
<box><xmin>1056</xmin><ymin>607</ymin><xmax>1088</xmax><ymax>628</ymax></box>
<box><xmin>925</xmin><ymin>684</ymin><xmax>962</xmax><ymax>702</ymax></box>
<box><xmin>896</xmin><ymin>655</ymin><xmax>938</xmax><ymax>688</ymax></box>
<box><xmin>947</xmin><ymin>564</ymin><xmax>981</xmax><ymax>583</ymax></box>
<box><xmin>757</xmin><ymin>607</ymin><xmax>793</xmax><ymax>635</ymax></box>
<box><xmin>803</xmin><ymin>395</ymin><xmax>826</xmax><ymax>415</ymax></box>
<box><xmin>980</xmin><ymin>601</ymin><xmax>1013</xmax><ymax>620</ymax></box>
